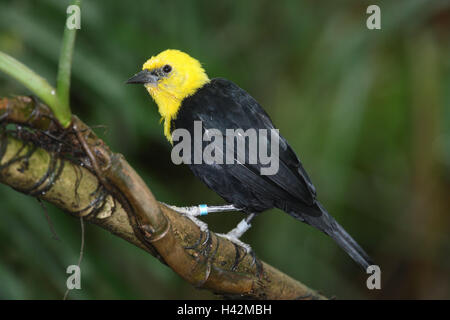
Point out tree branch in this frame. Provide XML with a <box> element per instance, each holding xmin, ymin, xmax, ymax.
<box><xmin>0</xmin><ymin>96</ymin><xmax>326</xmax><ymax>300</ymax></box>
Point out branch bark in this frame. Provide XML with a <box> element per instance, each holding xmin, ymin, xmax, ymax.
<box><xmin>0</xmin><ymin>96</ymin><xmax>326</xmax><ymax>300</ymax></box>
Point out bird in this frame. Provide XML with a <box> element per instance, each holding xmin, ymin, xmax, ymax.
<box><xmin>127</xmin><ymin>49</ymin><xmax>373</xmax><ymax>270</ymax></box>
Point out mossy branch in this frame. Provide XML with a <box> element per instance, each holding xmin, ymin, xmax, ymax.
<box><xmin>0</xmin><ymin>96</ymin><xmax>326</xmax><ymax>300</ymax></box>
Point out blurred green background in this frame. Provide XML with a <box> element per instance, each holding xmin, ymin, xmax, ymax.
<box><xmin>0</xmin><ymin>0</ymin><xmax>449</xmax><ymax>299</ymax></box>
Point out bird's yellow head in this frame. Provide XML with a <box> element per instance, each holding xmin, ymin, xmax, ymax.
<box><xmin>127</xmin><ymin>49</ymin><xmax>209</xmax><ymax>141</ymax></box>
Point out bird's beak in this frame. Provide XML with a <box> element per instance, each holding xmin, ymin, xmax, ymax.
<box><xmin>126</xmin><ymin>70</ymin><xmax>158</xmax><ymax>85</ymax></box>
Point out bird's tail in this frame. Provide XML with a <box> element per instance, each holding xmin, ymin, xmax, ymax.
<box><xmin>290</xmin><ymin>202</ymin><xmax>374</xmax><ymax>271</ymax></box>
<box><xmin>328</xmin><ymin>217</ymin><xmax>373</xmax><ymax>271</ymax></box>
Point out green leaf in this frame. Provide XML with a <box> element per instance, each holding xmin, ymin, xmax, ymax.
<box><xmin>0</xmin><ymin>51</ymin><xmax>64</xmax><ymax>122</ymax></box>
<box><xmin>56</xmin><ymin>0</ymin><xmax>81</xmax><ymax>127</ymax></box>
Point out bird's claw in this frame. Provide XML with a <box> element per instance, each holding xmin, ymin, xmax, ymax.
<box><xmin>216</xmin><ymin>232</ymin><xmax>252</xmax><ymax>254</ymax></box>
<box><xmin>186</xmin><ymin>214</ymin><xmax>209</xmax><ymax>233</ymax></box>
<box><xmin>161</xmin><ymin>202</ymin><xmax>209</xmax><ymax>231</ymax></box>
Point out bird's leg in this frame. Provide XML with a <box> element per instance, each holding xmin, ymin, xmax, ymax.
<box><xmin>227</xmin><ymin>213</ymin><xmax>255</xmax><ymax>238</ymax></box>
<box><xmin>161</xmin><ymin>203</ymin><xmax>241</xmax><ymax>216</ymax></box>
<box><xmin>160</xmin><ymin>203</ymin><xmax>241</xmax><ymax>232</ymax></box>
<box><xmin>217</xmin><ymin>213</ymin><xmax>256</xmax><ymax>253</ymax></box>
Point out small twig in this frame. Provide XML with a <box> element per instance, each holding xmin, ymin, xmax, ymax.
<box><xmin>63</xmin><ymin>216</ymin><xmax>85</xmax><ymax>300</ymax></box>
<box><xmin>37</xmin><ymin>198</ymin><xmax>60</xmax><ymax>241</ymax></box>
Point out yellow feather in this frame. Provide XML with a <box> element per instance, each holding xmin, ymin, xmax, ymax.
<box><xmin>142</xmin><ymin>49</ymin><xmax>210</xmax><ymax>143</ymax></box>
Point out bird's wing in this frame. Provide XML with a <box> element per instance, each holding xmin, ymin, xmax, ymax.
<box><xmin>192</xmin><ymin>78</ymin><xmax>317</xmax><ymax>206</ymax></box>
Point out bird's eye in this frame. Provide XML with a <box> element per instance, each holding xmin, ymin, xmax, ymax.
<box><xmin>162</xmin><ymin>65</ymin><xmax>172</xmax><ymax>73</ymax></box>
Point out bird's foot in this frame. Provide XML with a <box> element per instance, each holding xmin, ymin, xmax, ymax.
<box><xmin>186</xmin><ymin>215</ymin><xmax>209</xmax><ymax>233</ymax></box>
<box><xmin>217</xmin><ymin>214</ymin><xmax>259</xmax><ymax>267</ymax></box>
<box><xmin>217</xmin><ymin>230</ymin><xmax>262</xmax><ymax>277</ymax></box>
<box><xmin>160</xmin><ymin>202</ymin><xmax>242</xmax><ymax>232</ymax></box>
<box><xmin>161</xmin><ymin>202</ymin><xmax>209</xmax><ymax>232</ymax></box>
<box><xmin>217</xmin><ymin>217</ymin><xmax>252</xmax><ymax>252</ymax></box>
<box><xmin>161</xmin><ymin>203</ymin><xmax>241</xmax><ymax>217</ymax></box>
<box><xmin>227</xmin><ymin>218</ymin><xmax>252</xmax><ymax>239</ymax></box>
<box><xmin>161</xmin><ymin>203</ymin><xmax>203</xmax><ymax>216</ymax></box>
<box><xmin>216</xmin><ymin>232</ymin><xmax>252</xmax><ymax>254</ymax></box>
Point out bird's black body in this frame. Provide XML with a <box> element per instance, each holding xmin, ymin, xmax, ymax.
<box><xmin>173</xmin><ymin>78</ymin><xmax>372</xmax><ymax>269</ymax></box>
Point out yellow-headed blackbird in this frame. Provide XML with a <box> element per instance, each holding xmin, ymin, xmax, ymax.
<box><xmin>127</xmin><ymin>49</ymin><xmax>373</xmax><ymax>270</ymax></box>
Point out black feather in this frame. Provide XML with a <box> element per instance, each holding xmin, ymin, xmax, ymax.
<box><xmin>173</xmin><ymin>78</ymin><xmax>373</xmax><ymax>269</ymax></box>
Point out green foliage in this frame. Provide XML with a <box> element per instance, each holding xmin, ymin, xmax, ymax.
<box><xmin>0</xmin><ymin>0</ymin><xmax>81</xmax><ymax>127</ymax></box>
<box><xmin>0</xmin><ymin>0</ymin><xmax>449</xmax><ymax>299</ymax></box>
<box><xmin>0</xmin><ymin>52</ymin><xmax>62</xmax><ymax>122</ymax></box>
<box><xmin>55</xmin><ymin>0</ymin><xmax>81</xmax><ymax>127</ymax></box>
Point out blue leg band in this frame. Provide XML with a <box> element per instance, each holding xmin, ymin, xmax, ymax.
<box><xmin>198</xmin><ymin>204</ymin><xmax>208</xmax><ymax>216</ymax></box>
